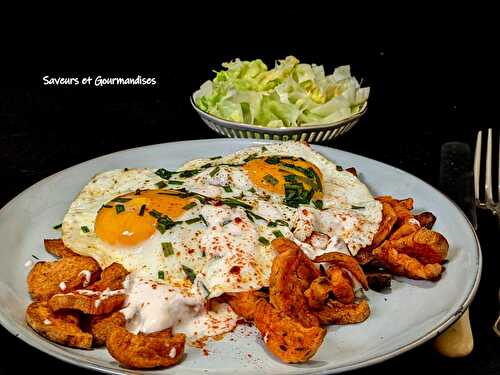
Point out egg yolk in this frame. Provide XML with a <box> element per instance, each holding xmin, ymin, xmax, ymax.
<box><xmin>243</xmin><ymin>157</ymin><xmax>323</xmax><ymax>199</ymax></box>
<box><xmin>95</xmin><ymin>189</ymin><xmax>196</xmax><ymax>246</ymax></box>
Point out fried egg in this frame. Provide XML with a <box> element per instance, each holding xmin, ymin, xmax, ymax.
<box><xmin>62</xmin><ymin>141</ymin><xmax>381</xmax><ymax>306</ymax></box>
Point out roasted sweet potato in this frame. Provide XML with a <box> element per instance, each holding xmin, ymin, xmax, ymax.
<box><xmin>28</xmin><ymin>256</ymin><xmax>101</xmax><ymax>301</ymax></box>
<box><xmin>377</xmin><ymin>196</ymin><xmax>413</xmax><ymax>225</ymax></box>
<box><xmin>366</xmin><ymin>272</ymin><xmax>392</xmax><ymax>291</ymax></box>
<box><xmin>371</xmin><ymin>202</ymin><xmax>397</xmax><ymax>247</ymax></box>
<box><xmin>49</xmin><ymin>290</ymin><xmax>126</xmax><ymax>315</ymax></box>
<box><xmin>225</xmin><ymin>290</ymin><xmax>267</xmax><ymax>321</ymax></box>
<box><xmin>389</xmin><ymin>218</ymin><xmax>420</xmax><ymax>240</ymax></box>
<box><xmin>254</xmin><ymin>299</ymin><xmax>326</xmax><ymax>363</ymax></box>
<box><xmin>314</xmin><ymin>300</ymin><xmax>370</xmax><ymax>325</ymax></box>
<box><xmin>355</xmin><ymin>247</ymin><xmax>376</xmax><ymax>266</ymax></box>
<box><xmin>44</xmin><ymin>239</ymin><xmax>79</xmax><ymax>258</ymax></box>
<box><xmin>269</xmin><ymin>242</ymin><xmax>320</xmax><ymax>328</ymax></box>
<box><xmin>271</xmin><ymin>237</ymin><xmax>301</xmax><ymax>254</ymax></box>
<box><xmin>88</xmin><ymin>263</ymin><xmax>129</xmax><ymax>292</ymax></box>
<box><xmin>304</xmin><ymin>277</ymin><xmax>332</xmax><ymax>309</ymax></box>
<box><xmin>414</xmin><ymin>212</ymin><xmax>437</xmax><ymax>229</ymax></box>
<box><xmin>345</xmin><ymin>167</ymin><xmax>358</xmax><ymax>176</ymax></box>
<box><xmin>26</xmin><ymin>301</ymin><xmax>92</xmax><ymax>349</ymax></box>
<box><xmin>314</xmin><ymin>252</ymin><xmax>368</xmax><ymax>290</ymax></box>
<box><xmin>106</xmin><ymin>326</ymin><xmax>185</xmax><ymax>369</ymax></box>
<box><xmin>89</xmin><ymin>312</ymin><xmax>126</xmax><ymax>346</ymax></box>
<box><xmin>373</xmin><ymin>246</ymin><xmax>443</xmax><ymax>280</ymax></box>
<box><xmin>383</xmin><ymin>227</ymin><xmax>448</xmax><ymax>264</ymax></box>
<box><xmin>328</xmin><ymin>266</ymin><xmax>355</xmax><ymax>304</ymax></box>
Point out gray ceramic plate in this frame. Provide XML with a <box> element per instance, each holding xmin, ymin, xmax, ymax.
<box><xmin>0</xmin><ymin>139</ymin><xmax>481</xmax><ymax>375</ymax></box>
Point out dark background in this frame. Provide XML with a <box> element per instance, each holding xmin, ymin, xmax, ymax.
<box><xmin>0</xmin><ymin>8</ymin><xmax>498</xmax><ymax>374</ymax></box>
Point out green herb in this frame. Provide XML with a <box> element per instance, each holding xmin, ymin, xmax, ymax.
<box><xmin>261</xmin><ymin>146</ymin><xmax>268</xmax><ymax>152</ymax></box>
<box><xmin>199</xmin><ymin>215</ymin><xmax>208</xmax><ymax>226</ymax></box>
<box><xmin>135</xmin><ymin>189</ymin><xmax>141</xmax><ymax>195</ymax></box>
<box><xmin>200</xmin><ymin>281</ymin><xmax>210</xmax><ymax>297</ymax></box>
<box><xmin>115</xmin><ymin>205</ymin><xmax>125</xmax><ymax>214</ymax></box>
<box><xmin>112</xmin><ymin>197</ymin><xmax>131</xmax><ymax>203</ymax></box>
<box><xmin>101</xmin><ymin>205</ymin><xmax>112</xmax><ymax>209</ymax></box>
<box><xmin>155</xmin><ymin>169</ymin><xmax>173</xmax><ymax>180</ymax></box>
<box><xmin>263</xmin><ymin>174</ymin><xmax>278</xmax><ymax>185</ymax></box>
<box><xmin>248</xmin><ymin>187</ymin><xmax>256</xmax><ymax>193</ymax></box>
<box><xmin>168</xmin><ymin>180</ymin><xmax>184</xmax><ymax>185</ymax></box>
<box><xmin>179</xmin><ymin>169</ymin><xmax>200</xmax><ymax>178</ymax></box>
<box><xmin>183</xmin><ymin>202</ymin><xmax>197</xmax><ymax>210</ymax></box>
<box><xmin>155</xmin><ymin>181</ymin><xmax>167</xmax><ymax>189</ymax></box>
<box><xmin>81</xmin><ymin>226</ymin><xmax>90</xmax><ymax>233</ymax></box>
<box><xmin>273</xmin><ymin>230</ymin><xmax>284</xmax><ymax>238</ymax></box>
<box><xmin>220</xmin><ymin>198</ymin><xmax>252</xmax><ymax>209</ymax></box>
<box><xmin>209</xmin><ymin>166</ymin><xmax>220</xmax><ymax>177</ymax></box>
<box><xmin>149</xmin><ymin>209</ymin><xmax>162</xmax><ymax>219</ymax></box>
<box><xmin>222</xmin><ymin>218</ymin><xmax>232</xmax><ymax>226</ymax></box>
<box><xmin>32</xmin><ymin>254</ymin><xmax>39</xmax><ymax>260</ymax></box>
<box><xmin>139</xmin><ymin>204</ymin><xmax>146</xmax><ymax>216</ymax></box>
<box><xmin>258</xmin><ymin>237</ymin><xmax>270</xmax><ymax>245</ymax></box>
<box><xmin>182</xmin><ymin>265</ymin><xmax>196</xmax><ymax>283</ymax></box>
<box><xmin>245</xmin><ymin>210</ymin><xmax>266</xmax><ymax>222</ymax></box>
<box><xmin>162</xmin><ymin>242</ymin><xmax>174</xmax><ymax>257</ymax></box>
<box><xmin>243</xmin><ymin>153</ymin><xmax>258</xmax><ymax>162</ymax></box>
<box><xmin>210</xmin><ymin>156</ymin><xmax>222</xmax><ymax>160</ymax></box>
<box><xmin>223</xmin><ymin>185</ymin><xmax>233</xmax><ymax>193</ymax></box>
<box><xmin>336</xmin><ymin>165</ymin><xmax>343</xmax><ymax>171</ymax></box>
<box><xmin>201</xmin><ymin>163</ymin><xmax>212</xmax><ymax>169</ymax></box>
<box><xmin>265</xmin><ymin>156</ymin><xmax>280</xmax><ymax>164</ymax></box>
<box><xmin>267</xmin><ymin>221</ymin><xmax>277</xmax><ymax>227</ymax></box>
<box><xmin>158</xmin><ymin>270</ymin><xmax>165</xmax><ymax>280</ymax></box>
<box><xmin>52</xmin><ymin>223</ymin><xmax>62</xmax><ymax>230</ymax></box>
<box><xmin>185</xmin><ymin>217</ymin><xmax>202</xmax><ymax>224</ymax></box>
<box><xmin>284</xmin><ymin>182</ymin><xmax>313</xmax><ymax>208</ymax></box>
<box><xmin>275</xmin><ymin>219</ymin><xmax>289</xmax><ymax>226</ymax></box>
<box><xmin>351</xmin><ymin>205</ymin><xmax>365</xmax><ymax>209</ymax></box>
<box><xmin>313</xmin><ymin>200</ymin><xmax>324</xmax><ymax>209</ymax></box>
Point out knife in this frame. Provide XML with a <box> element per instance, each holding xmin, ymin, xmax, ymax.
<box><xmin>433</xmin><ymin>142</ymin><xmax>474</xmax><ymax>357</ymax></box>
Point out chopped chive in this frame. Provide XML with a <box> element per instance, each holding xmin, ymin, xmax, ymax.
<box><xmin>183</xmin><ymin>202</ymin><xmax>197</xmax><ymax>210</ymax></box>
<box><xmin>139</xmin><ymin>204</ymin><xmax>146</xmax><ymax>216</ymax></box>
<box><xmin>81</xmin><ymin>226</ymin><xmax>90</xmax><ymax>233</ymax></box>
<box><xmin>273</xmin><ymin>230</ymin><xmax>284</xmax><ymax>238</ymax></box>
<box><xmin>209</xmin><ymin>166</ymin><xmax>220</xmax><ymax>177</ymax></box>
<box><xmin>112</xmin><ymin>197</ymin><xmax>131</xmax><ymax>203</ymax></box>
<box><xmin>258</xmin><ymin>237</ymin><xmax>270</xmax><ymax>245</ymax></box>
<box><xmin>223</xmin><ymin>185</ymin><xmax>233</xmax><ymax>193</ymax></box>
<box><xmin>313</xmin><ymin>200</ymin><xmax>324</xmax><ymax>209</ymax></box>
<box><xmin>201</xmin><ymin>163</ymin><xmax>212</xmax><ymax>168</ymax></box>
<box><xmin>245</xmin><ymin>210</ymin><xmax>266</xmax><ymax>222</ymax></box>
<box><xmin>162</xmin><ymin>242</ymin><xmax>174</xmax><ymax>257</ymax></box>
<box><xmin>101</xmin><ymin>204</ymin><xmax>112</xmax><ymax>209</ymax></box>
<box><xmin>248</xmin><ymin>187</ymin><xmax>256</xmax><ymax>193</ymax></box>
<box><xmin>336</xmin><ymin>165</ymin><xmax>344</xmax><ymax>171</ymax></box>
<box><xmin>275</xmin><ymin>219</ymin><xmax>289</xmax><ymax>226</ymax></box>
<box><xmin>157</xmin><ymin>223</ymin><xmax>166</xmax><ymax>234</ymax></box>
<box><xmin>220</xmin><ymin>198</ymin><xmax>252</xmax><ymax>209</ymax></box>
<box><xmin>185</xmin><ymin>217</ymin><xmax>202</xmax><ymax>224</ymax></box>
<box><xmin>222</xmin><ymin>218</ymin><xmax>232</xmax><ymax>226</ymax></box>
<box><xmin>115</xmin><ymin>204</ymin><xmax>125</xmax><ymax>214</ymax></box>
<box><xmin>52</xmin><ymin>223</ymin><xmax>62</xmax><ymax>230</ymax></box>
<box><xmin>168</xmin><ymin>180</ymin><xmax>184</xmax><ymax>185</ymax></box>
<box><xmin>243</xmin><ymin>153</ymin><xmax>258</xmax><ymax>162</ymax></box>
<box><xmin>158</xmin><ymin>270</ymin><xmax>165</xmax><ymax>280</ymax></box>
<box><xmin>179</xmin><ymin>169</ymin><xmax>200</xmax><ymax>178</ymax></box>
<box><xmin>156</xmin><ymin>181</ymin><xmax>167</xmax><ymax>189</ymax></box>
<box><xmin>261</xmin><ymin>146</ymin><xmax>268</xmax><ymax>152</ymax></box>
<box><xmin>199</xmin><ymin>215</ymin><xmax>208</xmax><ymax>226</ymax></box>
<box><xmin>155</xmin><ymin>168</ymin><xmax>173</xmax><ymax>180</ymax></box>
<box><xmin>149</xmin><ymin>209</ymin><xmax>162</xmax><ymax>219</ymax></box>
<box><xmin>267</xmin><ymin>221</ymin><xmax>277</xmax><ymax>227</ymax></box>
<box><xmin>263</xmin><ymin>174</ymin><xmax>278</xmax><ymax>185</ymax></box>
<box><xmin>210</xmin><ymin>156</ymin><xmax>222</xmax><ymax>160</ymax></box>
<box><xmin>32</xmin><ymin>254</ymin><xmax>39</xmax><ymax>260</ymax></box>
<box><xmin>351</xmin><ymin>205</ymin><xmax>365</xmax><ymax>209</ymax></box>
<box><xmin>200</xmin><ymin>281</ymin><xmax>210</xmax><ymax>297</ymax></box>
<box><xmin>265</xmin><ymin>156</ymin><xmax>280</xmax><ymax>164</ymax></box>
<box><xmin>182</xmin><ymin>265</ymin><xmax>196</xmax><ymax>283</ymax></box>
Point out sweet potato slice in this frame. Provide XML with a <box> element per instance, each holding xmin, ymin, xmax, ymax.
<box><xmin>254</xmin><ymin>299</ymin><xmax>326</xmax><ymax>363</ymax></box>
<box><xmin>414</xmin><ymin>212</ymin><xmax>437</xmax><ymax>229</ymax></box>
<box><xmin>225</xmin><ymin>290</ymin><xmax>267</xmax><ymax>321</ymax></box>
<box><xmin>314</xmin><ymin>252</ymin><xmax>368</xmax><ymax>290</ymax></box>
<box><xmin>271</xmin><ymin>237</ymin><xmax>301</xmax><ymax>254</ymax></box>
<box><xmin>304</xmin><ymin>277</ymin><xmax>332</xmax><ymax>309</ymax></box>
<box><xmin>389</xmin><ymin>218</ymin><xmax>420</xmax><ymax>240</ymax></box>
<box><xmin>88</xmin><ymin>263</ymin><xmax>129</xmax><ymax>292</ymax></box>
<box><xmin>49</xmin><ymin>290</ymin><xmax>126</xmax><ymax>315</ymax></box>
<box><xmin>28</xmin><ymin>256</ymin><xmax>101</xmax><ymax>301</ymax></box>
<box><xmin>89</xmin><ymin>312</ymin><xmax>126</xmax><ymax>346</ymax></box>
<box><xmin>44</xmin><ymin>239</ymin><xmax>79</xmax><ymax>258</ymax></box>
<box><xmin>373</xmin><ymin>246</ymin><xmax>443</xmax><ymax>280</ymax></box>
<box><xmin>383</xmin><ymin>227</ymin><xmax>448</xmax><ymax>264</ymax></box>
<box><xmin>314</xmin><ymin>300</ymin><xmax>370</xmax><ymax>325</ymax></box>
<box><xmin>26</xmin><ymin>301</ymin><xmax>92</xmax><ymax>349</ymax></box>
<box><xmin>328</xmin><ymin>267</ymin><xmax>355</xmax><ymax>304</ymax></box>
<box><xmin>106</xmin><ymin>326</ymin><xmax>185</xmax><ymax>369</ymax></box>
<box><xmin>269</xmin><ymin>244</ymin><xmax>320</xmax><ymax>328</ymax></box>
<box><xmin>371</xmin><ymin>202</ymin><xmax>397</xmax><ymax>247</ymax></box>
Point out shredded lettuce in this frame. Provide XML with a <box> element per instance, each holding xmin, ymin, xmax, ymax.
<box><xmin>194</xmin><ymin>56</ymin><xmax>369</xmax><ymax>127</ymax></box>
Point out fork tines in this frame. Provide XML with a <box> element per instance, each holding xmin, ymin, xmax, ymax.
<box><xmin>474</xmin><ymin>128</ymin><xmax>499</xmax><ymax>213</ymax></box>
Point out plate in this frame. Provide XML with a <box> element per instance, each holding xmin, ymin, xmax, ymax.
<box><xmin>0</xmin><ymin>139</ymin><xmax>481</xmax><ymax>374</ymax></box>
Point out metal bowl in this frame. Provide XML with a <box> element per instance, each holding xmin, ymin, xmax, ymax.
<box><xmin>190</xmin><ymin>96</ymin><xmax>367</xmax><ymax>143</ymax></box>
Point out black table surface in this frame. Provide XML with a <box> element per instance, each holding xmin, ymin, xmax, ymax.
<box><xmin>0</xmin><ymin>11</ymin><xmax>498</xmax><ymax>374</ymax></box>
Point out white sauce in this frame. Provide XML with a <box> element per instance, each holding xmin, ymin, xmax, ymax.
<box><xmin>24</xmin><ymin>260</ymin><xmax>33</xmax><ymax>268</ymax></box>
<box><xmin>43</xmin><ymin>319</ymin><xmax>51</xmax><ymax>325</ymax></box>
<box><xmin>79</xmin><ymin>270</ymin><xmax>92</xmax><ymax>287</ymax></box>
<box><xmin>169</xmin><ymin>347</ymin><xmax>177</xmax><ymax>358</ymax></box>
<box><xmin>59</xmin><ymin>281</ymin><xmax>67</xmax><ymax>291</ymax></box>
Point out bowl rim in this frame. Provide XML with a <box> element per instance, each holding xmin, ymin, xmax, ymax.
<box><xmin>189</xmin><ymin>95</ymin><xmax>368</xmax><ymax>134</ymax></box>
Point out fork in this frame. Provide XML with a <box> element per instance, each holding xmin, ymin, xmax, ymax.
<box><xmin>473</xmin><ymin>128</ymin><xmax>500</xmax><ymax>337</ymax></box>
